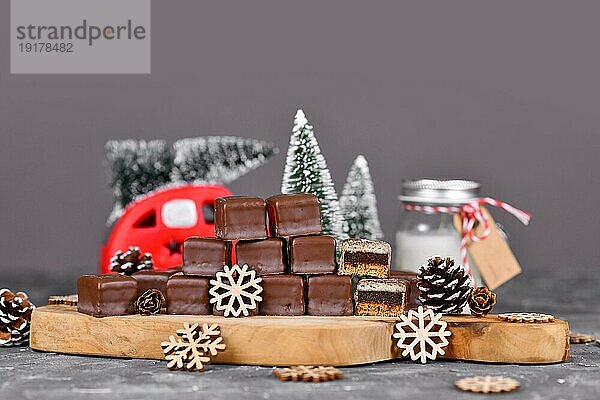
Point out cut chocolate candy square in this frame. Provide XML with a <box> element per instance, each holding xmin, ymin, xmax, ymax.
<box><xmin>289</xmin><ymin>235</ymin><xmax>336</xmax><ymax>274</ymax></box>
<box><xmin>260</xmin><ymin>275</ymin><xmax>305</xmax><ymax>316</ymax></box>
<box><xmin>389</xmin><ymin>270</ymin><xmax>420</xmax><ymax>308</ymax></box>
<box><xmin>235</xmin><ymin>238</ymin><xmax>286</xmax><ymax>276</ymax></box>
<box><xmin>77</xmin><ymin>274</ymin><xmax>138</xmax><ymax>317</ymax></box>
<box><xmin>132</xmin><ymin>270</ymin><xmax>173</xmax><ymax>298</ymax></box>
<box><xmin>214</xmin><ymin>196</ymin><xmax>268</xmax><ymax>240</ymax></box>
<box><xmin>355</xmin><ymin>278</ymin><xmax>408</xmax><ymax>317</ymax></box>
<box><xmin>166</xmin><ymin>274</ymin><xmax>211</xmax><ymax>315</ymax></box>
<box><xmin>182</xmin><ymin>237</ymin><xmax>229</xmax><ymax>276</ymax></box>
<box><xmin>338</xmin><ymin>238</ymin><xmax>391</xmax><ymax>278</ymax></box>
<box><xmin>306</xmin><ymin>275</ymin><xmax>353</xmax><ymax>316</ymax></box>
<box><xmin>266</xmin><ymin>193</ymin><xmax>321</xmax><ymax>237</ymax></box>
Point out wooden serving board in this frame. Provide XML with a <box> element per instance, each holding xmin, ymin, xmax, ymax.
<box><xmin>30</xmin><ymin>305</ymin><xmax>569</xmax><ymax>366</ymax></box>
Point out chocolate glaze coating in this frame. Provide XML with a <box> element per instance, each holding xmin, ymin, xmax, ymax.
<box><xmin>289</xmin><ymin>235</ymin><xmax>336</xmax><ymax>274</ymax></box>
<box><xmin>166</xmin><ymin>274</ymin><xmax>211</xmax><ymax>315</ymax></box>
<box><xmin>260</xmin><ymin>275</ymin><xmax>305</xmax><ymax>316</ymax></box>
<box><xmin>132</xmin><ymin>270</ymin><xmax>173</xmax><ymax>298</ymax></box>
<box><xmin>307</xmin><ymin>275</ymin><xmax>353</xmax><ymax>316</ymax></box>
<box><xmin>266</xmin><ymin>194</ymin><xmax>321</xmax><ymax>237</ymax></box>
<box><xmin>235</xmin><ymin>238</ymin><xmax>286</xmax><ymax>276</ymax></box>
<box><xmin>389</xmin><ymin>271</ymin><xmax>421</xmax><ymax>307</ymax></box>
<box><xmin>182</xmin><ymin>237</ymin><xmax>229</xmax><ymax>276</ymax></box>
<box><xmin>214</xmin><ymin>196</ymin><xmax>267</xmax><ymax>240</ymax></box>
<box><xmin>77</xmin><ymin>274</ymin><xmax>138</xmax><ymax>317</ymax></box>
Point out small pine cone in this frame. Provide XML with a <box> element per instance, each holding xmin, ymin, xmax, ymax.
<box><xmin>109</xmin><ymin>246</ymin><xmax>154</xmax><ymax>275</ymax></box>
<box><xmin>468</xmin><ymin>286</ymin><xmax>496</xmax><ymax>317</ymax></box>
<box><xmin>417</xmin><ymin>256</ymin><xmax>472</xmax><ymax>314</ymax></box>
<box><xmin>134</xmin><ymin>289</ymin><xmax>165</xmax><ymax>315</ymax></box>
<box><xmin>0</xmin><ymin>289</ymin><xmax>36</xmax><ymax>347</ymax></box>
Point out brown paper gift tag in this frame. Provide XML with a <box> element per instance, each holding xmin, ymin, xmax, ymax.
<box><xmin>453</xmin><ymin>207</ymin><xmax>521</xmax><ymax>290</ymax></box>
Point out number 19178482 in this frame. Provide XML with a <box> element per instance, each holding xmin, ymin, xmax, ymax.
<box><xmin>19</xmin><ymin>42</ymin><xmax>73</xmax><ymax>53</ymax></box>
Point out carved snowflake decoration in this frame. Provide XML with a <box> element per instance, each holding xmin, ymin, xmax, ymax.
<box><xmin>161</xmin><ymin>322</ymin><xmax>226</xmax><ymax>372</ymax></box>
<box><xmin>570</xmin><ymin>332</ymin><xmax>596</xmax><ymax>344</ymax></box>
<box><xmin>455</xmin><ymin>376</ymin><xmax>520</xmax><ymax>393</ymax></box>
<box><xmin>498</xmin><ymin>312</ymin><xmax>555</xmax><ymax>323</ymax></box>
<box><xmin>209</xmin><ymin>264</ymin><xmax>263</xmax><ymax>317</ymax></box>
<box><xmin>274</xmin><ymin>366</ymin><xmax>344</xmax><ymax>382</ymax></box>
<box><xmin>392</xmin><ymin>306</ymin><xmax>452</xmax><ymax>364</ymax></box>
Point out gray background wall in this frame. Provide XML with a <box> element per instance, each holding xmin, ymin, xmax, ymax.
<box><xmin>1</xmin><ymin>1</ymin><xmax>599</xmax><ymax>301</ymax></box>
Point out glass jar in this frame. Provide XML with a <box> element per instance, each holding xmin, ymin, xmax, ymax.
<box><xmin>394</xmin><ymin>179</ymin><xmax>483</xmax><ymax>285</ymax></box>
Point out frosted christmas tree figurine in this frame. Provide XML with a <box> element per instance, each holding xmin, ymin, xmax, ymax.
<box><xmin>171</xmin><ymin>136</ymin><xmax>278</xmax><ymax>184</ymax></box>
<box><xmin>339</xmin><ymin>155</ymin><xmax>384</xmax><ymax>240</ymax></box>
<box><xmin>281</xmin><ymin>109</ymin><xmax>343</xmax><ymax>237</ymax></box>
<box><xmin>105</xmin><ymin>136</ymin><xmax>278</xmax><ymax>224</ymax></box>
<box><xmin>106</xmin><ymin>140</ymin><xmax>174</xmax><ymax>222</ymax></box>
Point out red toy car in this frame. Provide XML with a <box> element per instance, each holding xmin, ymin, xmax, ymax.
<box><xmin>99</xmin><ymin>184</ymin><xmax>232</xmax><ymax>273</ymax></box>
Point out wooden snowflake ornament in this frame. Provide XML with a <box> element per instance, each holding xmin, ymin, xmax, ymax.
<box><xmin>570</xmin><ymin>332</ymin><xmax>596</xmax><ymax>344</ymax></box>
<box><xmin>210</xmin><ymin>264</ymin><xmax>263</xmax><ymax>317</ymax></box>
<box><xmin>274</xmin><ymin>366</ymin><xmax>344</xmax><ymax>382</ymax></box>
<box><xmin>302</xmin><ymin>366</ymin><xmax>344</xmax><ymax>382</ymax></box>
<box><xmin>498</xmin><ymin>312</ymin><xmax>555</xmax><ymax>323</ymax></box>
<box><xmin>161</xmin><ymin>322</ymin><xmax>226</xmax><ymax>372</ymax></box>
<box><xmin>455</xmin><ymin>376</ymin><xmax>520</xmax><ymax>394</ymax></box>
<box><xmin>393</xmin><ymin>306</ymin><xmax>451</xmax><ymax>364</ymax></box>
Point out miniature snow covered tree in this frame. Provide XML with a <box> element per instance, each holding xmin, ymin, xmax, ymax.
<box><xmin>106</xmin><ymin>140</ymin><xmax>173</xmax><ymax>222</ymax></box>
<box><xmin>339</xmin><ymin>155</ymin><xmax>384</xmax><ymax>240</ymax></box>
<box><xmin>105</xmin><ymin>136</ymin><xmax>277</xmax><ymax>225</ymax></box>
<box><xmin>171</xmin><ymin>136</ymin><xmax>278</xmax><ymax>184</ymax></box>
<box><xmin>281</xmin><ymin>109</ymin><xmax>343</xmax><ymax>237</ymax></box>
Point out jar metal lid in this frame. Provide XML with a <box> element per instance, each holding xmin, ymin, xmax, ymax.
<box><xmin>398</xmin><ymin>179</ymin><xmax>480</xmax><ymax>206</ymax></box>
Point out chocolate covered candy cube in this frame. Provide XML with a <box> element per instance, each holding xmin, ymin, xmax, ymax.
<box><xmin>266</xmin><ymin>194</ymin><xmax>321</xmax><ymax>237</ymax></box>
<box><xmin>77</xmin><ymin>274</ymin><xmax>138</xmax><ymax>317</ymax></box>
<box><xmin>166</xmin><ymin>274</ymin><xmax>211</xmax><ymax>315</ymax></box>
<box><xmin>132</xmin><ymin>270</ymin><xmax>173</xmax><ymax>298</ymax></box>
<box><xmin>355</xmin><ymin>278</ymin><xmax>408</xmax><ymax>317</ymax></box>
<box><xmin>389</xmin><ymin>270</ymin><xmax>420</xmax><ymax>307</ymax></box>
<box><xmin>338</xmin><ymin>238</ymin><xmax>391</xmax><ymax>278</ymax></box>
<box><xmin>235</xmin><ymin>238</ymin><xmax>286</xmax><ymax>276</ymax></box>
<box><xmin>307</xmin><ymin>275</ymin><xmax>353</xmax><ymax>316</ymax></box>
<box><xmin>260</xmin><ymin>275</ymin><xmax>305</xmax><ymax>316</ymax></box>
<box><xmin>289</xmin><ymin>235</ymin><xmax>336</xmax><ymax>274</ymax></box>
<box><xmin>182</xmin><ymin>237</ymin><xmax>229</xmax><ymax>276</ymax></box>
<box><xmin>215</xmin><ymin>196</ymin><xmax>267</xmax><ymax>240</ymax></box>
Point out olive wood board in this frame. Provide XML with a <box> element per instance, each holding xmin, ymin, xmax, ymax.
<box><xmin>30</xmin><ymin>305</ymin><xmax>569</xmax><ymax>366</ymax></box>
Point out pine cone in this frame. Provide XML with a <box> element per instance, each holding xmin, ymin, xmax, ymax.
<box><xmin>0</xmin><ymin>289</ymin><xmax>36</xmax><ymax>347</ymax></box>
<box><xmin>468</xmin><ymin>286</ymin><xmax>496</xmax><ymax>317</ymax></box>
<box><xmin>134</xmin><ymin>289</ymin><xmax>165</xmax><ymax>315</ymax></box>
<box><xmin>109</xmin><ymin>246</ymin><xmax>153</xmax><ymax>275</ymax></box>
<box><xmin>417</xmin><ymin>256</ymin><xmax>472</xmax><ymax>314</ymax></box>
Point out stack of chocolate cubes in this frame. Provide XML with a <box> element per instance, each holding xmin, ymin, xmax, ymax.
<box><xmin>76</xmin><ymin>193</ymin><xmax>419</xmax><ymax>318</ymax></box>
<box><xmin>77</xmin><ymin>193</ymin><xmax>353</xmax><ymax>318</ymax></box>
<box><xmin>180</xmin><ymin>194</ymin><xmax>352</xmax><ymax>316</ymax></box>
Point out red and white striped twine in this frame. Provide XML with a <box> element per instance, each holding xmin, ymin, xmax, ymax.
<box><xmin>403</xmin><ymin>197</ymin><xmax>531</xmax><ymax>281</ymax></box>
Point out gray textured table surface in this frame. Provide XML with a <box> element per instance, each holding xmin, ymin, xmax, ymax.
<box><xmin>1</xmin><ymin>272</ymin><xmax>599</xmax><ymax>400</ymax></box>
